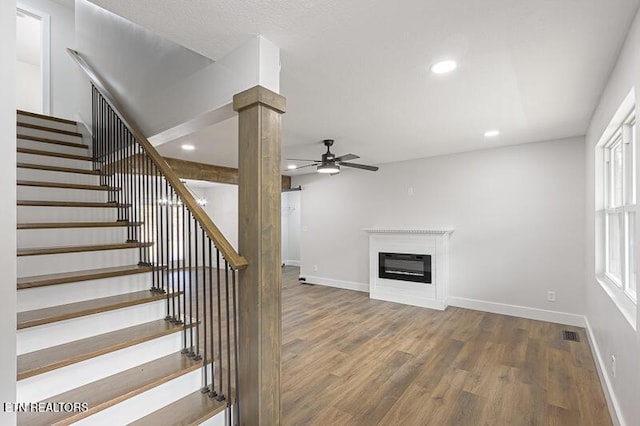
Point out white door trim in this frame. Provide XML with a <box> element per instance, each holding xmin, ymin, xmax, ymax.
<box><xmin>16</xmin><ymin>3</ymin><xmax>50</xmax><ymax>115</ymax></box>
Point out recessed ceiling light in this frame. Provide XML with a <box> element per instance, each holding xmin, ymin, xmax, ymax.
<box><xmin>181</xmin><ymin>144</ymin><xmax>195</xmax><ymax>151</ymax></box>
<box><xmin>484</xmin><ymin>130</ymin><xmax>500</xmax><ymax>138</ymax></box>
<box><xmin>287</xmin><ymin>164</ymin><xmax>297</xmax><ymax>170</ymax></box>
<box><xmin>430</xmin><ymin>60</ymin><xmax>457</xmax><ymax>74</ymax></box>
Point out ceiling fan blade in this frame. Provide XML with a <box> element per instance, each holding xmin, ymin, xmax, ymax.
<box><xmin>334</xmin><ymin>153</ymin><xmax>360</xmax><ymax>162</ymax></box>
<box><xmin>289</xmin><ymin>163</ymin><xmax>320</xmax><ymax>170</ymax></box>
<box><xmin>285</xmin><ymin>158</ymin><xmax>319</xmax><ymax>162</ymax></box>
<box><xmin>339</xmin><ymin>162</ymin><xmax>379</xmax><ymax>172</ymax></box>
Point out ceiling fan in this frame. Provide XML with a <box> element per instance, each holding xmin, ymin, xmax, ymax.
<box><xmin>286</xmin><ymin>139</ymin><xmax>379</xmax><ymax>174</ymax></box>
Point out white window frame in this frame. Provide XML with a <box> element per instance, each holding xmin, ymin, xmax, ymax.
<box><xmin>601</xmin><ymin>109</ymin><xmax>637</xmax><ymax>304</ymax></box>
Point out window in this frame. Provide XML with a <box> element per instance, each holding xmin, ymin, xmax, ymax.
<box><xmin>601</xmin><ymin>108</ymin><xmax>636</xmax><ymax>303</ymax></box>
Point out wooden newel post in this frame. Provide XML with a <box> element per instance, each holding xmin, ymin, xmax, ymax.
<box><xmin>233</xmin><ymin>85</ymin><xmax>286</xmax><ymax>426</ymax></box>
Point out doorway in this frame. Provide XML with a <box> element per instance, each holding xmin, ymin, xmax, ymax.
<box><xmin>16</xmin><ymin>4</ymin><xmax>50</xmax><ymax>114</ymax></box>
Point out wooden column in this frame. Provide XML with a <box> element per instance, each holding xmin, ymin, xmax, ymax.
<box><xmin>234</xmin><ymin>85</ymin><xmax>286</xmax><ymax>426</ymax></box>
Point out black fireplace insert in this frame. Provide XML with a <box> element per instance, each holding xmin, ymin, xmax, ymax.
<box><xmin>378</xmin><ymin>252</ymin><xmax>431</xmax><ymax>283</ymax></box>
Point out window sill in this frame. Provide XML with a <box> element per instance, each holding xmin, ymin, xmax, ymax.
<box><xmin>596</xmin><ymin>274</ymin><xmax>637</xmax><ymax>330</ymax></box>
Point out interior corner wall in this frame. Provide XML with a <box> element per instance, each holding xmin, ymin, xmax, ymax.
<box><xmin>19</xmin><ymin>0</ymin><xmax>75</xmax><ymax>119</ymax></box>
<box><xmin>1</xmin><ymin>0</ymin><xmax>17</xmax><ymax>423</ymax></box>
<box><xmin>584</xmin><ymin>6</ymin><xmax>640</xmax><ymax>426</ymax></box>
<box><xmin>293</xmin><ymin>137</ymin><xmax>586</xmax><ymax>320</ymax></box>
<box><xmin>16</xmin><ymin>60</ymin><xmax>41</xmax><ymax>113</ymax></box>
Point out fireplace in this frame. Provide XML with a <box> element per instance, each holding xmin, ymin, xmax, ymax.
<box><xmin>378</xmin><ymin>252</ymin><xmax>431</xmax><ymax>283</ymax></box>
<box><xmin>365</xmin><ymin>228</ymin><xmax>453</xmax><ymax>310</ymax></box>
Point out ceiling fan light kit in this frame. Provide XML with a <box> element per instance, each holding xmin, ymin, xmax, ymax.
<box><xmin>286</xmin><ymin>139</ymin><xmax>379</xmax><ymax>175</ymax></box>
<box><xmin>317</xmin><ymin>163</ymin><xmax>340</xmax><ymax>174</ymax></box>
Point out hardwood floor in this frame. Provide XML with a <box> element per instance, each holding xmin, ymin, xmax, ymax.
<box><xmin>280</xmin><ymin>267</ymin><xmax>611</xmax><ymax>426</ymax></box>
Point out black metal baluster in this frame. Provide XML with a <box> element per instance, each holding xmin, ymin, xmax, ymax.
<box><xmin>208</xmin><ymin>243</ymin><xmax>218</xmax><ymax>398</ymax></box>
<box><xmin>232</xmin><ymin>268</ymin><xmax>239</xmax><ymax>426</ymax></box>
<box><xmin>186</xmin><ymin>213</ymin><xmax>195</xmax><ymax>357</ymax></box>
<box><xmin>192</xmin><ymin>223</ymin><xmax>201</xmax><ymax>360</ymax></box>
<box><xmin>166</xmin><ymin>181</ymin><xmax>174</xmax><ymax>321</ymax></box>
<box><xmin>175</xmin><ymin>200</ymin><xmax>182</xmax><ymax>323</ymax></box>
<box><xmin>225</xmin><ymin>261</ymin><xmax>232</xmax><ymax>416</ymax></box>
<box><xmin>201</xmin><ymin>230</ymin><xmax>210</xmax><ymax>394</ymax></box>
<box><xmin>216</xmin><ymin>250</ymin><xmax>225</xmax><ymax>402</ymax></box>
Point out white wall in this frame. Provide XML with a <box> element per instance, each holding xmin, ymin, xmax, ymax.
<box><xmin>19</xmin><ymin>0</ymin><xmax>75</xmax><ymax>119</ymax></box>
<box><xmin>1</xmin><ymin>0</ymin><xmax>17</xmax><ymax>423</ymax></box>
<box><xmin>202</xmin><ymin>184</ymin><xmax>239</xmax><ymax>252</ymax></box>
<box><xmin>282</xmin><ymin>191</ymin><xmax>300</xmax><ymax>265</ymax></box>
<box><xmin>585</xmin><ymin>7</ymin><xmax>640</xmax><ymax>426</ymax></box>
<box><xmin>74</xmin><ymin>1</ymin><xmax>280</xmax><ymax>144</ymax></box>
<box><xmin>16</xmin><ymin>60</ymin><xmax>41</xmax><ymax>113</ymax></box>
<box><xmin>201</xmin><ymin>184</ymin><xmax>298</xmax><ymax>266</ymax></box>
<box><xmin>294</xmin><ymin>137</ymin><xmax>586</xmax><ymax>323</ymax></box>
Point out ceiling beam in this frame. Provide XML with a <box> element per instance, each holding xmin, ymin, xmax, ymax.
<box><xmin>164</xmin><ymin>156</ymin><xmax>292</xmax><ymax>190</ymax></box>
<box><xmin>106</xmin><ymin>154</ymin><xmax>292</xmax><ymax>190</ymax></box>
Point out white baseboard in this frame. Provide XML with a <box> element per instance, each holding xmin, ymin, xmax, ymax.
<box><xmin>584</xmin><ymin>317</ymin><xmax>623</xmax><ymax>426</ymax></box>
<box><xmin>283</xmin><ymin>260</ymin><xmax>300</xmax><ymax>267</ymax></box>
<box><xmin>302</xmin><ymin>275</ymin><xmax>368</xmax><ymax>293</ymax></box>
<box><xmin>447</xmin><ymin>296</ymin><xmax>586</xmax><ymax>327</ymax></box>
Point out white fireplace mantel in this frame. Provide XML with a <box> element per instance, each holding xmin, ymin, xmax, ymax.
<box><xmin>365</xmin><ymin>228</ymin><xmax>454</xmax><ymax>310</ymax></box>
<box><xmin>364</xmin><ymin>228</ymin><xmax>454</xmax><ymax>235</ymax></box>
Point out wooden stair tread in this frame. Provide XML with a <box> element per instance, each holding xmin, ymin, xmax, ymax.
<box><xmin>17</xmin><ymin>147</ymin><xmax>92</xmax><ymax>161</ymax></box>
<box><xmin>17</xmin><ymin>134</ymin><xmax>87</xmax><ymax>150</ymax></box>
<box><xmin>17</xmin><ymin>290</ymin><xmax>178</xmax><ymax>329</ymax></box>
<box><xmin>129</xmin><ymin>390</ymin><xmax>227</xmax><ymax>426</ymax></box>
<box><xmin>17</xmin><ymin>110</ymin><xmax>77</xmax><ymax>125</ymax></box>
<box><xmin>18</xmin><ymin>221</ymin><xmax>141</xmax><ymax>229</ymax></box>
<box><xmin>17</xmin><ymin>320</ymin><xmax>190</xmax><ymax>380</ymax></box>
<box><xmin>17</xmin><ymin>242</ymin><xmax>153</xmax><ymax>256</ymax></box>
<box><xmin>17</xmin><ymin>265</ymin><xmax>156</xmax><ymax>289</ymax></box>
<box><xmin>17</xmin><ymin>162</ymin><xmax>99</xmax><ymax>175</ymax></box>
<box><xmin>18</xmin><ymin>200</ymin><xmax>128</xmax><ymax>208</ymax></box>
<box><xmin>17</xmin><ymin>352</ymin><xmax>201</xmax><ymax>426</ymax></box>
<box><xmin>17</xmin><ymin>180</ymin><xmax>117</xmax><ymax>191</ymax></box>
<box><xmin>17</xmin><ymin>122</ymin><xmax>83</xmax><ymax>137</ymax></box>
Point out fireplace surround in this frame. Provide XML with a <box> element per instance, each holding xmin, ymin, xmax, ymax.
<box><xmin>365</xmin><ymin>229</ymin><xmax>453</xmax><ymax>310</ymax></box>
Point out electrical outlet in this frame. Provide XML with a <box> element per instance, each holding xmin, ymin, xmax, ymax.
<box><xmin>611</xmin><ymin>355</ymin><xmax>617</xmax><ymax>378</ymax></box>
<box><xmin>408</xmin><ymin>187</ymin><xmax>414</xmax><ymax>196</ymax></box>
<box><xmin>547</xmin><ymin>290</ymin><xmax>556</xmax><ymax>302</ymax></box>
<box><xmin>313</xmin><ymin>265</ymin><xmax>318</xmax><ymax>272</ymax></box>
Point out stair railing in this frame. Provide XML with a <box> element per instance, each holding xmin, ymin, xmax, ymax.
<box><xmin>68</xmin><ymin>48</ymin><xmax>244</xmax><ymax>424</ymax></box>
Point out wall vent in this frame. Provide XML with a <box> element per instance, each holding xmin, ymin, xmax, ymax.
<box><xmin>562</xmin><ymin>330</ymin><xmax>580</xmax><ymax>342</ymax></box>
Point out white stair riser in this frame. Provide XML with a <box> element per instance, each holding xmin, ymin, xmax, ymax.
<box><xmin>17</xmin><ymin>206</ymin><xmax>120</xmax><ymax>223</ymax></box>
<box><xmin>18</xmin><ymin>226</ymin><xmax>131</xmax><ymax>248</ymax></box>
<box><xmin>17</xmin><ymin>127</ymin><xmax>84</xmax><ymax>144</ymax></box>
<box><xmin>17</xmin><ymin>272</ymin><xmax>153</xmax><ymax>311</ymax></box>
<box><xmin>18</xmin><ymin>186</ymin><xmax>111</xmax><ymax>203</ymax></box>
<box><xmin>17</xmin><ymin>332</ymin><xmax>184</xmax><ymax>402</ymax></box>
<box><xmin>17</xmin><ymin>139</ymin><xmax>89</xmax><ymax>156</ymax></box>
<box><xmin>17</xmin><ymin>300</ymin><xmax>170</xmax><ymax>354</ymax></box>
<box><xmin>74</xmin><ymin>368</ymin><xmax>203</xmax><ymax>426</ymax></box>
<box><xmin>17</xmin><ymin>115</ymin><xmax>78</xmax><ymax>133</ymax></box>
<box><xmin>18</xmin><ymin>247</ymin><xmax>143</xmax><ymax>277</ymax></box>
<box><xmin>17</xmin><ymin>152</ymin><xmax>93</xmax><ymax>169</ymax></box>
<box><xmin>200</xmin><ymin>409</ymin><xmax>228</xmax><ymax>426</ymax></box>
<box><xmin>17</xmin><ymin>138</ymin><xmax>89</xmax><ymax>156</ymax></box>
<box><xmin>17</xmin><ymin>167</ymin><xmax>100</xmax><ymax>186</ymax></box>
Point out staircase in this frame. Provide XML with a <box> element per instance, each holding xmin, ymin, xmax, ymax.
<box><xmin>15</xmin><ymin>110</ymin><xmax>231</xmax><ymax>425</ymax></box>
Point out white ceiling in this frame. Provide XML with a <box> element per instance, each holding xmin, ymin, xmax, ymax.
<box><xmin>91</xmin><ymin>0</ymin><xmax>640</xmax><ymax>172</ymax></box>
<box><xmin>16</xmin><ymin>10</ymin><xmax>41</xmax><ymax>66</ymax></box>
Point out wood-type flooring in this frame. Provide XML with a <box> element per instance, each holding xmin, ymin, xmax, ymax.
<box><xmin>280</xmin><ymin>267</ymin><xmax>611</xmax><ymax>426</ymax></box>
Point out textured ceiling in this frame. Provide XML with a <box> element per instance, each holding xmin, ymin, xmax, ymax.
<box><xmin>92</xmin><ymin>0</ymin><xmax>640</xmax><ymax>171</ymax></box>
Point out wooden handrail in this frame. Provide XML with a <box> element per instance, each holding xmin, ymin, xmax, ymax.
<box><xmin>67</xmin><ymin>48</ymin><xmax>248</xmax><ymax>270</ymax></box>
